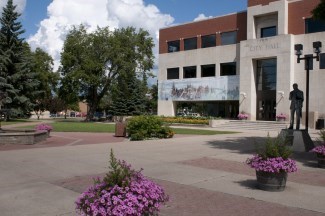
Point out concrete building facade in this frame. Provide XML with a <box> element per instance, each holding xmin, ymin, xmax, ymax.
<box><xmin>158</xmin><ymin>0</ymin><xmax>325</xmax><ymax>127</ymax></box>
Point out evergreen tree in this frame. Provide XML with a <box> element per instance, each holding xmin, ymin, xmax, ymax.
<box><xmin>312</xmin><ymin>0</ymin><xmax>325</xmax><ymax>21</ymax></box>
<box><xmin>0</xmin><ymin>0</ymin><xmax>39</xmax><ymax>117</ymax></box>
<box><xmin>110</xmin><ymin>72</ymin><xmax>147</xmax><ymax>116</ymax></box>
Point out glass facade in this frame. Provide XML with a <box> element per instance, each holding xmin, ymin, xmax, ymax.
<box><xmin>256</xmin><ymin>59</ymin><xmax>276</xmax><ymax>91</ymax></box>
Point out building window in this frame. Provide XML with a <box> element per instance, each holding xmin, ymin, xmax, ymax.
<box><xmin>221</xmin><ymin>31</ymin><xmax>237</xmax><ymax>45</ymax></box>
<box><xmin>183</xmin><ymin>66</ymin><xmax>197</xmax><ymax>78</ymax></box>
<box><xmin>261</xmin><ymin>26</ymin><xmax>276</xmax><ymax>38</ymax></box>
<box><xmin>305</xmin><ymin>18</ymin><xmax>325</xmax><ymax>34</ymax></box>
<box><xmin>220</xmin><ymin>62</ymin><xmax>236</xmax><ymax>76</ymax></box>
<box><xmin>201</xmin><ymin>64</ymin><xmax>215</xmax><ymax>77</ymax></box>
<box><xmin>168</xmin><ymin>40</ymin><xmax>180</xmax><ymax>53</ymax></box>
<box><xmin>256</xmin><ymin>59</ymin><xmax>276</xmax><ymax>91</ymax></box>
<box><xmin>184</xmin><ymin>37</ymin><xmax>197</xmax><ymax>50</ymax></box>
<box><xmin>167</xmin><ymin>68</ymin><xmax>179</xmax><ymax>79</ymax></box>
<box><xmin>201</xmin><ymin>34</ymin><xmax>216</xmax><ymax>48</ymax></box>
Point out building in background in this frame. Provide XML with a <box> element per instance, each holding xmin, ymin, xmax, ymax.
<box><xmin>158</xmin><ymin>0</ymin><xmax>325</xmax><ymax>127</ymax></box>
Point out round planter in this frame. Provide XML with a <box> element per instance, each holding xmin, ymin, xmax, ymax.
<box><xmin>317</xmin><ymin>153</ymin><xmax>325</xmax><ymax>168</ymax></box>
<box><xmin>255</xmin><ymin>171</ymin><xmax>288</xmax><ymax>191</ymax></box>
<box><xmin>276</xmin><ymin>118</ymin><xmax>286</xmax><ymax>122</ymax></box>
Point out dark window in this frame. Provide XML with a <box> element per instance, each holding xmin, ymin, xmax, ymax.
<box><xmin>183</xmin><ymin>66</ymin><xmax>197</xmax><ymax>78</ymax></box>
<box><xmin>201</xmin><ymin>64</ymin><xmax>215</xmax><ymax>77</ymax></box>
<box><xmin>167</xmin><ymin>68</ymin><xmax>179</xmax><ymax>79</ymax></box>
<box><xmin>221</xmin><ymin>31</ymin><xmax>237</xmax><ymax>45</ymax></box>
<box><xmin>220</xmin><ymin>62</ymin><xmax>236</xmax><ymax>76</ymax></box>
<box><xmin>168</xmin><ymin>40</ymin><xmax>180</xmax><ymax>53</ymax></box>
<box><xmin>256</xmin><ymin>59</ymin><xmax>277</xmax><ymax>91</ymax></box>
<box><xmin>305</xmin><ymin>18</ymin><xmax>325</xmax><ymax>34</ymax></box>
<box><xmin>201</xmin><ymin>34</ymin><xmax>216</xmax><ymax>48</ymax></box>
<box><xmin>184</xmin><ymin>37</ymin><xmax>197</xmax><ymax>50</ymax></box>
<box><xmin>261</xmin><ymin>26</ymin><xmax>277</xmax><ymax>38</ymax></box>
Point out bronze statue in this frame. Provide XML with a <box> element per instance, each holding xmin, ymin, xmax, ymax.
<box><xmin>289</xmin><ymin>83</ymin><xmax>304</xmax><ymax>130</ymax></box>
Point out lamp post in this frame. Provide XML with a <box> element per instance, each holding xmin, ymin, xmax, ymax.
<box><xmin>294</xmin><ymin>41</ymin><xmax>322</xmax><ymax>132</ymax></box>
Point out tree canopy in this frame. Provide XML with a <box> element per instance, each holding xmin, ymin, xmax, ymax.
<box><xmin>60</xmin><ymin>25</ymin><xmax>154</xmax><ymax>120</ymax></box>
<box><xmin>312</xmin><ymin>0</ymin><xmax>325</xmax><ymax>21</ymax></box>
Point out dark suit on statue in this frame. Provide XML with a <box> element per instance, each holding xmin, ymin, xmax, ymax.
<box><xmin>289</xmin><ymin>84</ymin><xmax>304</xmax><ymax>130</ymax></box>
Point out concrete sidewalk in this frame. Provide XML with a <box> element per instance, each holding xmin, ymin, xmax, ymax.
<box><xmin>0</xmin><ymin>130</ymin><xmax>324</xmax><ymax>215</ymax></box>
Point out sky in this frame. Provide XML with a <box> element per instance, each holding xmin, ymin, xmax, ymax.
<box><xmin>1</xmin><ymin>0</ymin><xmax>247</xmax><ymax>75</ymax></box>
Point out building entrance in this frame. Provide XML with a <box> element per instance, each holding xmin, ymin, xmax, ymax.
<box><xmin>256</xmin><ymin>59</ymin><xmax>277</xmax><ymax>121</ymax></box>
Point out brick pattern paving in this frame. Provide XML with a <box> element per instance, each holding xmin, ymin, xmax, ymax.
<box><xmin>180</xmin><ymin>157</ymin><xmax>325</xmax><ymax>187</ymax></box>
<box><xmin>53</xmin><ymin>173</ymin><xmax>325</xmax><ymax>216</ymax></box>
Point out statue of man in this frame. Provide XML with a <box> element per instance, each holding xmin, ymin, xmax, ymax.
<box><xmin>289</xmin><ymin>83</ymin><xmax>304</xmax><ymax>130</ymax></box>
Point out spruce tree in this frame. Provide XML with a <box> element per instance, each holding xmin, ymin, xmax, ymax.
<box><xmin>0</xmin><ymin>0</ymin><xmax>39</xmax><ymax>117</ymax></box>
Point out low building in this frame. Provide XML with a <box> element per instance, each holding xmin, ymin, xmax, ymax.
<box><xmin>158</xmin><ymin>0</ymin><xmax>325</xmax><ymax>127</ymax></box>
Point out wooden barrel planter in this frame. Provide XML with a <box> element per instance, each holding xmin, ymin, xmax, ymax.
<box><xmin>317</xmin><ymin>154</ymin><xmax>325</xmax><ymax>168</ymax></box>
<box><xmin>256</xmin><ymin>171</ymin><xmax>288</xmax><ymax>191</ymax></box>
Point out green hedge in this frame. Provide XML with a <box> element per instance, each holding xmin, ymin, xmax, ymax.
<box><xmin>127</xmin><ymin>116</ymin><xmax>174</xmax><ymax>141</ymax></box>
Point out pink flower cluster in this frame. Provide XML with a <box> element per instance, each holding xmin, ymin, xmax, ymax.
<box><xmin>237</xmin><ymin>113</ymin><xmax>248</xmax><ymax>120</ymax></box>
<box><xmin>276</xmin><ymin>113</ymin><xmax>287</xmax><ymax>119</ymax></box>
<box><xmin>75</xmin><ymin>163</ymin><xmax>168</xmax><ymax>216</ymax></box>
<box><xmin>310</xmin><ymin>144</ymin><xmax>325</xmax><ymax>155</ymax></box>
<box><xmin>35</xmin><ymin>124</ymin><xmax>53</xmax><ymax>131</ymax></box>
<box><xmin>246</xmin><ymin>155</ymin><xmax>298</xmax><ymax>173</ymax></box>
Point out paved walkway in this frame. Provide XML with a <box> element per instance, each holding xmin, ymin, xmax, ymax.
<box><xmin>0</xmin><ymin>123</ymin><xmax>324</xmax><ymax>216</ymax></box>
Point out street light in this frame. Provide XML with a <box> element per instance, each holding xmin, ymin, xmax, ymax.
<box><xmin>294</xmin><ymin>41</ymin><xmax>322</xmax><ymax>132</ymax></box>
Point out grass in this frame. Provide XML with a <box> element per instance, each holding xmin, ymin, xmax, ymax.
<box><xmin>0</xmin><ymin>119</ymin><xmax>33</xmax><ymax>126</ymax></box>
<box><xmin>18</xmin><ymin>121</ymin><xmax>237</xmax><ymax>135</ymax></box>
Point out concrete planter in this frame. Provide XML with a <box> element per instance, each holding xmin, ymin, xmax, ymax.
<box><xmin>316</xmin><ymin>154</ymin><xmax>325</xmax><ymax>168</ymax></box>
<box><xmin>256</xmin><ymin>171</ymin><xmax>288</xmax><ymax>191</ymax></box>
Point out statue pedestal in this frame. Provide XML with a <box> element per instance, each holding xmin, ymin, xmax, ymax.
<box><xmin>279</xmin><ymin>129</ymin><xmax>315</xmax><ymax>152</ymax></box>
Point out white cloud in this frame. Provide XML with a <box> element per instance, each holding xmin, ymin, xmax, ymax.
<box><xmin>27</xmin><ymin>0</ymin><xmax>174</xmax><ymax>72</ymax></box>
<box><xmin>194</xmin><ymin>13</ymin><xmax>213</xmax><ymax>22</ymax></box>
<box><xmin>0</xmin><ymin>0</ymin><xmax>26</xmax><ymax>13</ymax></box>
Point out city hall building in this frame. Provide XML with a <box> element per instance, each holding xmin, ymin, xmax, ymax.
<box><xmin>158</xmin><ymin>0</ymin><xmax>325</xmax><ymax>127</ymax></box>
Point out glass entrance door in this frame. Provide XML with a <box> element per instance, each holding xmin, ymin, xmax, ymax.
<box><xmin>256</xmin><ymin>59</ymin><xmax>277</xmax><ymax>121</ymax></box>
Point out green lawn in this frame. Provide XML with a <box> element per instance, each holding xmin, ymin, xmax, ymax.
<box><xmin>0</xmin><ymin>119</ymin><xmax>33</xmax><ymax>126</ymax></box>
<box><xmin>18</xmin><ymin>121</ymin><xmax>237</xmax><ymax>135</ymax></box>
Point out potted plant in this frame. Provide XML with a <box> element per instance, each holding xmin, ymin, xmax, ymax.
<box><xmin>76</xmin><ymin>149</ymin><xmax>169</xmax><ymax>215</ymax></box>
<box><xmin>310</xmin><ymin>129</ymin><xmax>325</xmax><ymax>168</ymax></box>
<box><xmin>237</xmin><ymin>112</ymin><xmax>248</xmax><ymax>120</ymax></box>
<box><xmin>246</xmin><ymin>134</ymin><xmax>298</xmax><ymax>191</ymax></box>
<box><xmin>276</xmin><ymin>113</ymin><xmax>287</xmax><ymax>122</ymax></box>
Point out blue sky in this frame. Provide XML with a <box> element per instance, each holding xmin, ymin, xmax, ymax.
<box><xmin>21</xmin><ymin>0</ymin><xmax>247</xmax><ymax>38</ymax></box>
<box><xmin>2</xmin><ymin>0</ymin><xmax>248</xmax><ymax>71</ymax></box>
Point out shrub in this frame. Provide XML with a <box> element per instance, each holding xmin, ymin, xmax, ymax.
<box><xmin>127</xmin><ymin>116</ymin><xmax>174</xmax><ymax>141</ymax></box>
<box><xmin>76</xmin><ymin>149</ymin><xmax>169</xmax><ymax>216</ymax></box>
<box><xmin>160</xmin><ymin>116</ymin><xmax>209</xmax><ymax>125</ymax></box>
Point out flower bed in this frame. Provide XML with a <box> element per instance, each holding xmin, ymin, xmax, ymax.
<box><xmin>276</xmin><ymin>113</ymin><xmax>287</xmax><ymax>121</ymax></box>
<box><xmin>237</xmin><ymin>113</ymin><xmax>248</xmax><ymax>120</ymax></box>
<box><xmin>246</xmin><ymin>155</ymin><xmax>297</xmax><ymax>173</ymax></box>
<box><xmin>76</xmin><ymin>150</ymin><xmax>168</xmax><ymax>215</ymax></box>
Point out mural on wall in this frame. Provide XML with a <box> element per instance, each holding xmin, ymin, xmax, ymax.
<box><xmin>158</xmin><ymin>76</ymin><xmax>239</xmax><ymax>101</ymax></box>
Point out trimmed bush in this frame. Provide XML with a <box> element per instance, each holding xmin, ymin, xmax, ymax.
<box><xmin>127</xmin><ymin>116</ymin><xmax>174</xmax><ymax>141</ymax></box>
